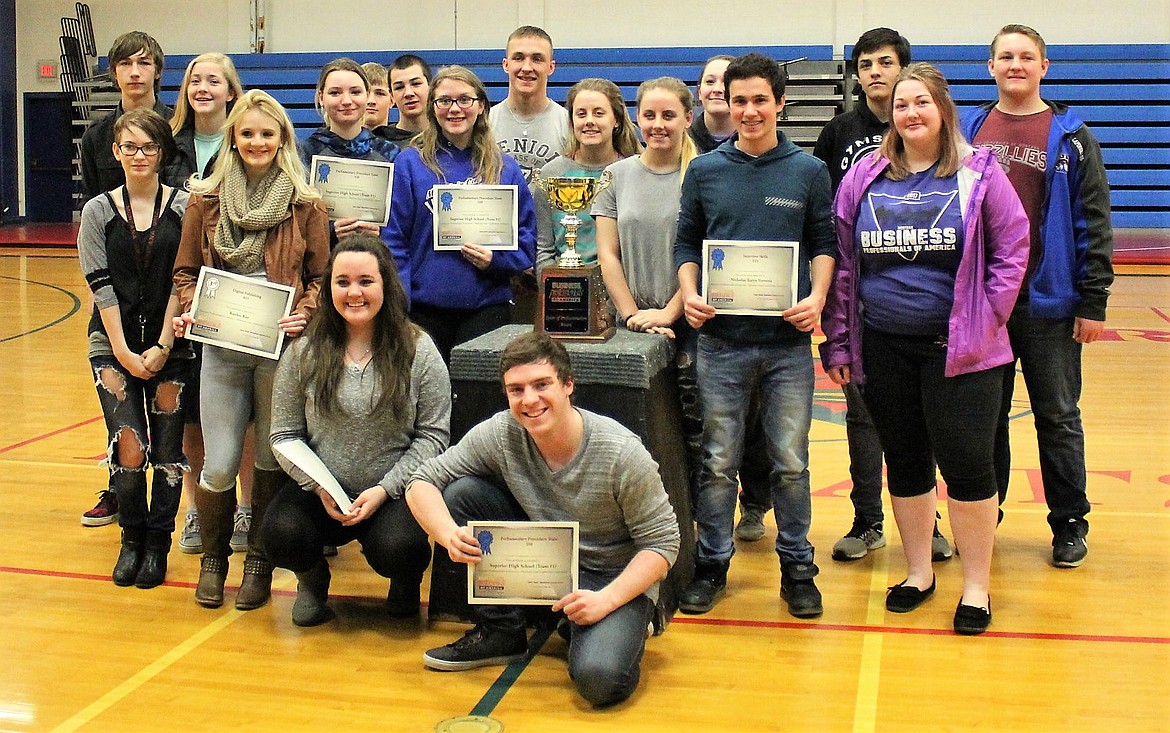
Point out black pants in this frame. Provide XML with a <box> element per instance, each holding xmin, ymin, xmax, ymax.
<box><xmin>411</xmin><ymin>302</ymin><xmax>512</xmax><ymax>364</ymax></box>
<box><xmin>861</xmin><ymin>328</ymin><xmax>1003</xmax><ymax>503</ymax></box>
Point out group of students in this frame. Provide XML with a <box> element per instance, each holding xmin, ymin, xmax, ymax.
<box><xmin>75</xmin><ymin>20</ymin><xmax>1111</xmax><ymax>707</ymax></box>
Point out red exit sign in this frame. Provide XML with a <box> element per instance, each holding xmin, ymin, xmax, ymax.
<box><xmin>39</xmin><ymin>61</ymin><xmax>58</xmax><ymax>79</ymax></box>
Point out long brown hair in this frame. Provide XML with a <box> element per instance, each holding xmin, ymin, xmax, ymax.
<box><xmin>878</xmin><ymin>63</ymin><xmax>970</xmax><ymax>180</ymax></box>
<box><xmin>415</xmin><ymin>66</ymin><xmax>503</xmax><ymax>184</ymax></box>
<box><xmin>300</xmin><ymin>235</ymin><xmax>418</xmax><ymax>417</ymax></box>
<box><xmin>564</xmin><ymin>78</ymin><xmax>640</xmax><ymax>159</ymax></box>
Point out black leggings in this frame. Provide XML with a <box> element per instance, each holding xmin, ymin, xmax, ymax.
<box><xmin>410</xmin><ymin>302</ymin><xmax>512</xmax><ymax>364</ymax></box>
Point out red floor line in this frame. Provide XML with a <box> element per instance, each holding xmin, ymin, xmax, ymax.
<box><xmin>0</xmin><ymin>415</ymin><xmax>103</xmax><ymax>454</ymax></box>
<box><xmin>1151</xmin><ymin>306</ymin><xmax>1170</xmax><ymax>325</ymax></box>
<box><xmin>3</xmin><ymin>565</ymin><xmax>1164</xmax><ymax>646</ymax></box>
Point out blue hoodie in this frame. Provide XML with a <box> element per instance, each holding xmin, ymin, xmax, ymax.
<box><xmin>961</xmin><ymin>101</ymin><xmax>1113</xmax><ymax>321</ymax></box>
<box><xmin>673</xmin><ymin>132</ymin><xmax>836</xmax><ymax>345</ymax></box>
<box><xmin>381</xmin><ymin>143</ymin><xmax>536</xmax><ymax>311</ymax></box>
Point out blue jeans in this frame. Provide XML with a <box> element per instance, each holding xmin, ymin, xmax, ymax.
<box><xmin>995</xmin><ymin>311</ymin><xmax>1090</xmax><ymax>532</ymax></box>
<box><xmin>443</xmin><ymin>476</ymin><xmax>654</xmax><ymax>707</ymax></box>
<box><xmin>91</xmin><ymin>354</ymin><xmax>191</xmax><ymax>532</ymax></box>
<box><xmin>843</xmin><ymin>382</ymin><xmax>885</xmax><ymax>524</ymax></box>
<box><xmin>694</xmin><ymin>335</ymin><xmax>815</xmax><ymax>566</ymax></box>
<box><xmin>199</xmin><ymin>344</ymin><xmax>279</xmax><ymax>493</ymax></box>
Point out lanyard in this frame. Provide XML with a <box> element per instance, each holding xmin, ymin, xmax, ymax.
<box><xmin>121</xmin><ymin>185</ymin><xmax>165</xmax><ymax>341</ymax></box>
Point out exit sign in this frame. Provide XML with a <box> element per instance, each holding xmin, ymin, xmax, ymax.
<box><xmin>38</xmin><ymin>61</ymin><xmax>58</xmax><ymax>79</ymax></box>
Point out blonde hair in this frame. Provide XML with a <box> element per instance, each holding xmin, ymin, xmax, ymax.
<box><xmin>188</xmin><ymin>90</ymin><xmax>319</xmax><ymax>202</ymax></box>
<box><xmin>878</xmin><ymin>63</ymin><xmax>970</xmax><ymax>181</ymax></box>
<box><xmin>636</xmin><ymin>76</ymin><xmax>698</xmax><ymax>186</ymax></box>
<box><xmin>361</xmin><ymin>62</ymin><xmax>388</xmax><ymax>88</ymax></box>
<box><xmin>415</xmin><ymin>66</ymin><xmax>503</xmax><ymax>184</ymax></box>
<box><xmin>991</xmin><ymin>24</ymin><xmax>1047</xmax><ymax>60</ymax></box>
<box><xmin>169</xmin><ymin>53</ymin><xmax>244</xmax><ymax>136</ymax></box>
<box><xmin>564</xmin><ymin>78</ymin><xmax>640</xmax><ymax>159</ymax></box>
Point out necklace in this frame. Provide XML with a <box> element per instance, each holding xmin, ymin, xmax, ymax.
<box><xmin>501</xmin><ymin>102</ymin><xmax>533</xmax><ymax>137</ymax></box>
<box><xmin>345</xmin><ymin>345</ymin><xmax>371</xmax><ymax>374</ymax></box>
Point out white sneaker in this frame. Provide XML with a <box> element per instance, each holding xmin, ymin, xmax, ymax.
<box><xmin>178</xmin><ymin>509</ymin><xmax>202</xmax><ymax>554</ymax></box>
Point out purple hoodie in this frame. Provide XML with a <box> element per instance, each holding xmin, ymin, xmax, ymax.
<box><xmin>820</xmin><ymin>146</ymin><xmax>1029</xmax><ymax>380</ymax></box>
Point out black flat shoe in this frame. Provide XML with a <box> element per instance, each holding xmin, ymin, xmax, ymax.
<box><xmin>885</xmin><ymin>575</ymin><xmax>936</xmax><ymax>613</ymax></box>
<box><xmin>954</xmin><ymin>598</ymin><xmax>992</xmax><ymax>635</ymax></box>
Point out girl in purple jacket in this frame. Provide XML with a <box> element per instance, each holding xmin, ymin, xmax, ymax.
<box><xmin>820</xmin><ymin>63</ymin><xmax>1028</xmax><ymax>635</ymax></box>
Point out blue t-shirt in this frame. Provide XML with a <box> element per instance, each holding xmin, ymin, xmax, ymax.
<box><xmin>856</xmin><ymin>165</ymin><xmax>964</xmax><ymax>335</ymax></box>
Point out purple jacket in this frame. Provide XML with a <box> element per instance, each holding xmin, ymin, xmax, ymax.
<box><xmin>820</xmin><ymin>147</ymin><xmax>1029</xmax><ymax>380</ymax></box>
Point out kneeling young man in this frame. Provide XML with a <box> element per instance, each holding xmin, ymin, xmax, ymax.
<box><xmin>406</xmin><ymin>332</ymin><xmax>680</xmax><ymax>708</ymax></box>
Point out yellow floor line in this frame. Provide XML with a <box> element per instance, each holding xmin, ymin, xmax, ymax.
<box><xmin>50</xmin><ymin>573</ymin><xmax>295</xmax><ymax>733</ymax></box>
<box><xmin>852</xmin><ymin>546</ymin><xmax>890</xmax><ymax>733</ymax></box>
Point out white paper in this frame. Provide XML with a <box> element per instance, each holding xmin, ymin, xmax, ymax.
<box><xmin>272</xmin><ymin>439</ymin><xmax>354</xmax><ymax>514</ymax></box>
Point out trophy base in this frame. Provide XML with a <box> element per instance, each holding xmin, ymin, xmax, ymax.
<box><xmin>536</xmin><ymin>263</ymin><xmax>615</xmax><ymax>343</ymax></box>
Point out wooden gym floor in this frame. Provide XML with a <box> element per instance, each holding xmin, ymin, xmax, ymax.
<box><xmin>1</xmin><ymin>250</ymin><xmax>1167</xmax><ymax>732</ymax></box>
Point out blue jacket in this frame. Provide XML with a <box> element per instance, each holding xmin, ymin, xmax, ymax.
<box><xmin>297</xmin><ymin>127</ymin><xmax>400</xmax><ymax>168</ymax></box>
<box><xmin>821</xmin><ymin>148</ymin><xmax>1030</xmax><ymax>381</ymax></box>
<box><xmin>381</xmin><ymin>143</ymin><xmax>536</xmax><ymax>311</ymax></box>
<box><xmin>961</xmin><ymin>101</ymin><xmax>1113</xmax><ymax>321</ymax></box>
<box><xmin>673</xmin><ymin>132</ymin><xmax>836</xmax><ymax>345</ymax></box>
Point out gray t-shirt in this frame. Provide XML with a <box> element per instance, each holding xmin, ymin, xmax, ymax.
<box><xmin>410</xmin><ymin>408</ymin><xmax>680</xmax><ymax>593</ymax></box>
<box><xmin>489</xmin><ymin>99</ymin><xmax>571</xmax><ymax>180</ymax></box>
<box><xmin>590</xmin><ymin>156</ymin><xmax>683</xmax><ymax>310</ymax></box>
<box><xmin>271</xmin><ymin>331</ymin><xmax>451</xmax><ymax>499</ymax></box>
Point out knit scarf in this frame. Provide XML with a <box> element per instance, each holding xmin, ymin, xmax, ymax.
<box><xmin>212</xmin><ymin>163</ymin><xmax>295</xmax><ymax>273</ymax></box>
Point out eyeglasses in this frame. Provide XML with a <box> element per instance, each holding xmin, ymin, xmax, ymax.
<box><xmin>117</xmin><ymin>142</ymin><xmax>162</xmax><ymax>157</ymax></box>
<box><xmin>433</xmin><ymin>96</ymin><xmax>480</xmax><ymax>110</ymax></box>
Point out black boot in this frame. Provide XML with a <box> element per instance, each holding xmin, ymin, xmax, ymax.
<box><xmin>193</xmin><ymin>487</ymin><xmax>235</xmax><ymax>608</ymax></box>
<box><xmin>135</xmin><ymin>530</ymin><xmax>171</xmax><ymax>589</ymax></box>
<box><xmin>292</xmin><ymin>559</ymin><xmax>332</xmax><ymax>627</ymax></box>
<box><xmin>386</xmin><ymin>576</ymin><xmax>422</xmax><ymax>618</ymax></box>
<box><xmin>235</xmin><ymin>468</ymin><xmax>283</xmax><ymax>610</ymax></box>
<box><xmin>678</xmin><ymin>561</ymin><xmax>729</xmax><ymax>614</ymax></box>
<box><xmin>112</xmin><ymin>527</ymin><xmax>146</xmax><ymax>586</ymax></box>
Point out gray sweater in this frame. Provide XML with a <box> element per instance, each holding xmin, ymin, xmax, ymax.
<box><xmin>271</xmin><ymin>332</ymin><xmax>451</xmax><ymax>499</ymax></box>
<box><xmin>410</xmin><ymin>408</ymin><xmax>680</xmax><ymax>585</ymax></box>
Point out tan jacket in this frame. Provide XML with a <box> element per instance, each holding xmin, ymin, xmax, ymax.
<box><xmin>173</xmin><ymin>192</ymin><xmax>331</xmax><ymax>319</ymax></box>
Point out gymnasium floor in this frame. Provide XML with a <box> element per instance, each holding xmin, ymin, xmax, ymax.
<box><xmin>1</xmin><ymin>250</ymin><xmax>1167</xmax><ymax>732</ymax></box>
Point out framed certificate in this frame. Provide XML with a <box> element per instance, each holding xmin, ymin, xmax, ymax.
<box><xmin>466</xmin><ymin>520</ymin><xmax>580</xmax><ymax>605</ymax></box>
<box><xmin>432</xmin><ymin>184</ymin><xmax>519</xmax><ymax>251</ymax></box>
<box><xmin>185</xmin><ymin>266</ymin><xmax>295</xmax><ymax>360</ymax></box>
<box><xmin>702</xmin><ymin>240</ymin><xmax>800</xmax><ymax>316</ymax></box>
<box><xmin>309</xmin><ymin>155</ymin><xmax>394</xmax><ymax>226</ymax></box>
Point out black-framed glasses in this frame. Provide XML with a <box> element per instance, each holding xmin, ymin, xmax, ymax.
<box><xmin>433</xmin><ymin>96</ymin><xmax>480</xmax><ymax>110</ymax></box>
<box><xmin>117</xmin><ymin>142</ymin><xmax>162</xmax><ymax>157</ymax></box>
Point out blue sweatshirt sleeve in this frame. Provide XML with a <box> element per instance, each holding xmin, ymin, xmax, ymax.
<box><xmin>485</xmin><ymin>158</ymin><xmax>537</xmax><ymax>278</ymax></box>
<box><xmin>803</xmin><ymin>162</ymin><xmax>837</xmax><ymax>261</ymax></box>
<box><xmin>382</xmin><ymin>158</ymin><xmax>418</xmax><ymax>308</ymax></box>
<box><xmin>673</xmin><ymin>161</ymin><xmax>706</xmax><ymax>272</ymax></box>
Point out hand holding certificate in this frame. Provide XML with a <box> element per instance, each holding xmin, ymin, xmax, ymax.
<box><xmin>272</xmin><ymin>439</ymin><xmax>354</xmax><ymax>514</ymax></box>
<box><xmin>433</xmin><ymin>184</ymin><xmax>519</xmax><ymax>251</ymax></box>
<box><xmin>184</xmin><ymin>267</ymin><xmax>295</xmax><ymax>360</ymax></box>
<box><xmin>467</xmin><ymin>521</ymin><xmax>579</xmax><ymax>605</ymax></box>
<box><xmin>702</xmin><ymin>240</ymin><xmax>800</xmax><ymax>316</ymax></box>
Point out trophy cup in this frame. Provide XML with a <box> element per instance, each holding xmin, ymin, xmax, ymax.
<box><xmin>531</xmin><ymin>170</ymin><xmax>615</xmax><ymax>342</ymax></box>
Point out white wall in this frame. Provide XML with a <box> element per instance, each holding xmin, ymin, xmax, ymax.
<box><xmin>12</xmin><ymin>0</ymin><xmax>1170</xmax><ymax>215</ymax></box>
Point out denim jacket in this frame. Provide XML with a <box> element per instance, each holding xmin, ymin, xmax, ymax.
<box><xmin>820</xmin><ymin>147</ymin><xmax>1030</xmax><ymax>380</ymax></box>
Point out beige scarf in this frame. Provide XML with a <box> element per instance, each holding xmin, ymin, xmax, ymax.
<box><xmin>212</xmin><ymin>163</ymin><xmax>295</xmax><ymax>273</ymax></box>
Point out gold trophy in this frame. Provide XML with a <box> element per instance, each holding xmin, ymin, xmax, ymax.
<box><xmin>531</xmin><ymin>170</ymin><xmax>615</xmax><ymax>342</ymax></box>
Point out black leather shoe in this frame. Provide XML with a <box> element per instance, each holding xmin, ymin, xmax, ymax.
<box><xmin>678</xmin><ymin>563</ymin><xmax>728</xmax><ymax>614</ymax></box>
<box><xmin>953</xmin><ymin>598</ymin><xmax>992</xmax><ymax>635</ymax></box>
<box><xmin>885</xmin><ymin>576</ymin><xmax>936</xmax><ymax>613</ymax></box>
<box><xmin>112</xmin><ymin>528</ymin><xmax>145</xmax><ymax>586</ymax></box>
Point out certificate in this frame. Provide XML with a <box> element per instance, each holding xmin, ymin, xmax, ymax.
<box><xmin>432</xmin><ymin>184</ymin><xmax>519</xmax><ymax>251</ymax></box>
<box><xmin>702</xmin><ymin>240</ymin><xmax>800</xmax><ymax>316</ymax></box>
<box><xmin>310</xmin><ymin>155</ymin><xmax>394</xmax><ymax>226</ymax></box>
<box><xmin>466</xmin><ymin>521</ymin><xmax>579</xmax><ymax>605</ymax></box>
<box><xmin>185</xmin><ymin>266</ymin><xmax>295</xmax><ymax>360</ymax></box>
<box><xmin>271</xmin><ymin>439</ymin><xmax>353</xmax><ymax>514</ymax></box>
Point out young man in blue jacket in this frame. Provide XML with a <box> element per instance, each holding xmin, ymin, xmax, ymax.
<box><xmin>961</xmin><ymin>24</ymin><xmax>1114</xmax><ymax>568</ymax></box>
<box><xmin>674</xmin><ymin>53</ymin><xmax>836</xmax><ymax>617</ymax></box>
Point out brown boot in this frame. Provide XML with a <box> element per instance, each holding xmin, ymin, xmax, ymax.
<box><xmin>193</xmin><ymin>487</ymin><xmax>235</xmax><ymax>608</ymax></box>
<box><xmin>235</xmin><ymin>468</ymin><xmax>284</xmax><ymax>610</ymax></box>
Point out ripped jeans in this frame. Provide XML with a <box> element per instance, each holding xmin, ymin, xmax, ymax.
<box><xmin>91</xmin><ymin>354</ymin><xmax>192</xmax><ymax>533</ymax></box>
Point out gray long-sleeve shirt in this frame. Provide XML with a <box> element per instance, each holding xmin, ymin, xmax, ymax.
<box><xmin>271</xmin><ymin>332</ymin><xmax>451</xmax><ymax>499</ymax></box>
<box><xmin>410</xmin><ymin>408</ymin><xmax>680</xmax><ymax>590</ymax></box>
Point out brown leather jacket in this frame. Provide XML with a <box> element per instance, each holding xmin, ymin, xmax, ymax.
<box><xmin>173</xmin><ymin>192</ymin><xmax>331</xmax><ymax>319</ymax></box>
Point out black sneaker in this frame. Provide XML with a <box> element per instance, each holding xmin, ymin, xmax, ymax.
<box><xmin>1052</xmin><ymin>519</ymin><xmax>1088</xmax><ymax>568</ymax></box>
<box><xmin>423</xmin><ymin>625</ymin><xmax>527</xmax><ymax>671</ymax></box>
<box><xmin>832</xmin><ymin>518</ymin><xmax>885</xmax><ymax>561</ymax></box>
<box><xmin>678</xmin><ymin>563</ymin><xmax>728</xmax><ymax>615</ymax></box>
<box><xmin>780</xmin><ymin>563</ymin><xmax>823</xmax><ymax>618</ymax></box>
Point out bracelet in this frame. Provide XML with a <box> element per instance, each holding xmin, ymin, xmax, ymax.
<box><xmin>156</xmin><ymin>342</ymin><xmax>172</xmax><ymax>355</ymax></box>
